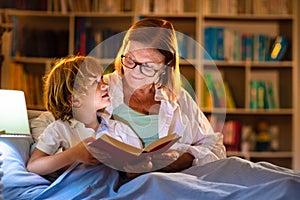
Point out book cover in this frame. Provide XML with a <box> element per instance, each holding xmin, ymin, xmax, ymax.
<box><xmin>269</xmin><ymin>35</ymin><xmax>288</xmax><ymax>61</ymax></box>
<box><xmin>203</xmin><ymin>70</ymin><xmax>226</xmax><ymax>108</ymax></box>
<box><xmin>249</xmin><ymin>71</ymin><xmax>279</xmax><ymax>109</ymax></box>
<box><xmin>88</xmin><ymin>133</ymin><xmax>181</xmax><ymax>167</ymax></box>
<box><xmin>224</xmin><ymin>82</ymin><xmax>236</xmax><ymax>109</ymax></box>
<box><xmin>223</xmin><ymin>120</ymin><xmax>241</xmax><ymax>151</ymax></box>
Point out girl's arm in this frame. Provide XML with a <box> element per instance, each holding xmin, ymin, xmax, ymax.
<box><xmin>27</xmin><ymin>138</ymin><xmax>100</xmax><ymax>175</ymax></box>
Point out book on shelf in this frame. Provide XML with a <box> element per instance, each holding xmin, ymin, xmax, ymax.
<box><xmin>223</xmin><ymin>120</ymin><xmax>241</xmax><ymax>151</ymax></box>
<box><xmin>203</xmin><ymin>71</ymin><xmax>220</xmax><ymax>108</ymax></box>
<box><xmin>176</xmin><ymin>32</ymin><xmax>196</xmax><ymax>60</ymax></box>
<box><xmin>8</xmin><ymin>62</ymin><xmax>43</xmax><ymax>107</ymax></box>
<box><xmin>269</xmin><ymin>35</ymin><xmax>288</xmax><ymax>61</ymax></box>
<box><xmin>249</xmin><ymin>70</ymin><xmax>279</xmax><ymax>109</ymax></box>
<box><xmin>203</xmin><ymin>0</ymin><xmax>239</xmax><ymax>15</ymax></box>
<box><xmin>203</xmin><ymin>26</ymin><xmax>289</xmax><ymax>62</ymax></box>
<box><xmin>139</xmin><ymin>0</ymin><xmax>186</xmax><ymax>14</ymax></box>
<box><xmin>253</xmin><ymin>0</ymin><xmax>290</xmax><ymax>15</ymax></box>
<box><xmin>11</xmin><ymin>26</ymin><xmax>68</xmax><ymax>58</ymax></box>
<box><xmin>0</xmin><ymin>0</ymin><xmax>48</xmax><ymax>10</ymax></box>
<box><xmin>224</xmin><ymin>82</ymin><xmax>236</xmax><ymax>109</ymax></box>
<box><xmin>204</xmin><ymin>27</ymin><xmax>225</xmax><ymax>61</ymax></box>
<box><xmin>88</xmin><ymin>133</ymin><xmax>181</xmax><ymax>166</ymax></box>
<box><xmin>202</xmin><ymin>69</ymin><xmax>236</xmax><ymax>109</ymax></box>
<box><xmin>204</xmin><ymin>0</ymin><xmax>290</xmax><ymax>15</ymax></box>
<box><xmin>48</xmin><ymin>0</ymin><xmax>128</xmax><ymax>13</ymax></box>
<box><xmin>75</xmin><ymin>18</ymin><xmax>123</xmax><ymax>58</ymax></box>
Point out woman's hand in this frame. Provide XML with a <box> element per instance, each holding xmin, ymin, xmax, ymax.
<box><xmin>123</xmin><ymin>156</ymin><xmax>153</xmax><ymax>178</ymax></box>
<box><xmin>152</xmin><ymin>150</ymin><xmax>194</xmax><ymax>172</ymax></box>
<box><xmin>151</xmin><ymin>149</ymin><xmax>180</xmax><ymax>170</ymax></box>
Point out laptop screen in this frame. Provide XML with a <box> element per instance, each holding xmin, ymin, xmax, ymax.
<box><xmin>0</xmin><ymin>90</ymin><xmax>31</xmax><ymax>137</ymax></box>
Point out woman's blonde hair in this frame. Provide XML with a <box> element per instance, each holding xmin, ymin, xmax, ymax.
<box><xmin>43</xmin><ymin>55</ymin><xmax>103</xmax><ymax>121</ymax></box>
<box><xmin>114</xmin><ymin>18</ymin><xmax>181</xmax><ymax>101</ymax></box>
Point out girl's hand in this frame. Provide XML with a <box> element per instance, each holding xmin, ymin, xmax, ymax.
<box><xmin>71</xmin><ymin>137</ymin><xmax>101</xmax><ymax>165</ymax></box>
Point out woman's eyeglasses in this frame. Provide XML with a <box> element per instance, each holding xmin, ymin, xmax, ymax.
<box><xmin>121</xmin><ymin>55</ymin><xmax>164</xmax><ymax>77</ymax></box>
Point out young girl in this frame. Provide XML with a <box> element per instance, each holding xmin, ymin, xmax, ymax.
<box><xmin>26</xmin><ymin>55</ymin><xmax>134</xmax><ymax>180</ymax></box>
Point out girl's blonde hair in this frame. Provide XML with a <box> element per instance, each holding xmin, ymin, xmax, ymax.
<box><xmin>43</xmin><ymin>55</ymin><xmax>103</xmax><ymax>121</ymax></box>
<box><xmin>114</xmin><ymin>18</ymin><xmax>181</xmax><ymax>101</ymax></box>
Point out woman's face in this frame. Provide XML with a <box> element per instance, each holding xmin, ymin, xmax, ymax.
<box><xmin>122</xmin><ymin>41</ymin><xmax>166</xmax><ymax>90</ymax></box>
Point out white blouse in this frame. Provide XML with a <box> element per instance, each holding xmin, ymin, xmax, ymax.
<box><xmin>104</xmin><ymin>72</ymin><xmax>227</xmax><ymax>166</ymax></box>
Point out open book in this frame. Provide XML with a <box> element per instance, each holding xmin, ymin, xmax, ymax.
<box><xmin>88</xmin><ymin>133</ymin><xmax>181</xmax><ymax>167</ymax></box>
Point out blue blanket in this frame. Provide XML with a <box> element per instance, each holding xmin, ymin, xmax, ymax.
<box><xmin>1</xmin><ymin>138</ymin><xmax>300</xmax><ymax>200</ymax></box>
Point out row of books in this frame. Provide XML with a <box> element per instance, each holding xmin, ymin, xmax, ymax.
<box><xmin>204</xmin><ymin>26</ymin><xmax>288</xmax><ymax>62</ymax></box>
<box><xmin>0</xmin><ymin>0</ymin><xmax>48</xmax><ymax>10</ymax></box>
<box><xmin>252</xmin><ymin>0</ymin><xmax>290</xmax><ymax>15</ymax></box>
<box><xmin>209</xmin><ymin>117</ymin><xmax>280</xmax><ymax>152</ymax></box>
<box><xmin>8</xmin><ymin>62</ymin><xmax>43</xmax><ymax>107</ymax></box>
<box><xmin>206</xmin><ymin>117</ymin><xmax>241</xmax><ymax>151</ymax></box>
<box><xmin>10</xmin><ymin>22</ymin><xmax>68</xmax><ymax>58</ymax></box>
<box><xmin>0</xmin><ymin>0</ymin><xmax>133</xmax><ymax>13</ymax></box>
<box><xmin>52</xmin><ymin>0</ymin><xmax>133</xmax><ymax>13</ymax></box>
<box><xmin>75</xmin><ymin>18</ymin><xmax>123</xmax><ymax>58</ymax></box>
<box><xmin>176</xmin><ymin>32</ymin><xmax>196</xmax><ymax>60</ymax></box>
<box><xmin>202</xmin><ymin>70</ymin><xmax>236</xmax><ymax>109</ymax></box>
<box><xmin>249</xmin><ymin>70</ymin><xmax>279</xmax><ymax>110</ymax></box>
<box><xmin>204</xmin><ymin>0</ymin><xmax>290</xmax><ymax>15</ymax></box>
<box><xmin>138</xmin><ymin>0</ymin><xmax>194</xmax><ymax>14</ymax></box>
<box><xmin>74</xmin><ymin>18</ymin><xmax>197</xmax><ymax>59</ymax></box>
<box><xmin>223</xmin><ymin>120</ymin><xmax>241</xmax><ymax>151</ymax></box>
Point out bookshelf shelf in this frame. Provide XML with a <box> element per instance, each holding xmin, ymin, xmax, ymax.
<box><xmin>72</xmin><ymin>12</ymin><xmax>134</xmax><ymax>17</ymax></box>
<box><xmin>203</xmin><ymin>108</ymin><xmax>293</xmax><ymax>115</ymax></box>
<box><xmin>209</xmin><ymin>61</ymin><xmax>293</xmax><ymax>67</ymax></box>
<box><xmin>204</xmin><ymin>14</ymin><xmax>293</xmax><ymax>21</ymax></box>
<box><xmin>11</xmin><ymin>57</ymin><xmax>54</xmax><ymax>63</ymax></box>
<box><xmin>0</xmin><ymin>0</ymin><xmax>299</xmax><ymax>170</ymax></box>
<box><xmin>138</xmin><ymin>13</ymin><xmax>198</xmax><ymax>18</ymax></box>
<box><xmin>5</xmin><ymin>9</ymin><xmax>69</xmax><ymax>17</ymax></box>
<box><xmin>227</xmin><ymin>151</ymin><xmax>293</xmax><ymax>158</ymax></box>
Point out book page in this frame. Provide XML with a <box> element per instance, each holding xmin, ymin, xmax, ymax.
<box><xmin>143</xmin><ymin>133</ymin><xmax>180</xmax><ymax>152</ymax></box>
<box><xmin>100</xmin><ymin>134</ymin><xmax>143</xmax><ymax>155</ymax></box>
<box><xmin>88</xmin><ymin>133</ymin><xmax>181</xmax><ymax>167</ymax></box>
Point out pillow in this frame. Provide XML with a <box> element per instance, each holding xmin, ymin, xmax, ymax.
<box><xmin>29</xmin><ymin>111</ymin><xmax>55</xmax><ymax>143</ymax></box>
<box><xmin>0</xmin><ymin>110</ymin><xmax>54</xmax><ymax>199</ymax></box>
<box><xmin>0</xmin><ymin>150</ymin><xmax>3</xmax><ymax>199</ymax></box>
<box><xmin>0</xmin><ymin>137</ymin><xmax>50</xmax><ymax>199</ymax></box>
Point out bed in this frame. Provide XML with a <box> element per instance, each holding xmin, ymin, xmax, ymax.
<box><xmin>1</xmin><ymin>110</ymin><xmax>300</xmax><ymax>200</ymax></box>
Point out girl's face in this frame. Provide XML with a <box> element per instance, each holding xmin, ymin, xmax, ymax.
<box><xmin>122</xmin><ymin>41</ymin><xmax>166</xmax><ymax>90</ymax></box>
<box><xmin>80</xmin><ymin>77</ymin><xmax>110</xmax><ymax>112</ymax></box>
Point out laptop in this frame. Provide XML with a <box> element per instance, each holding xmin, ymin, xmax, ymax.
<box><xmin>0</xmin><ymin>89</ymin><xmax>31</xmax><ymax>138</ymax></box>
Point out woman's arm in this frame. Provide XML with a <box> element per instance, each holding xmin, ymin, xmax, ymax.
<box><xmin>153</xmin><ymin>151</ymin><xmax>194</xmax><ymax>172</ymax></box>
<box><xmin>27</xmin><ymin>138</ymin><xmax>99</xmax><ymax>175</ymax></box>
<box><xmin>170</xmin><ymin>90</ymin><xmax>226</xmax><ymax>165</ymax></box>
<box><xmin>169</xmin><ymin>89</ymin><xmax>226</xmax><ymax>166</ymax></box>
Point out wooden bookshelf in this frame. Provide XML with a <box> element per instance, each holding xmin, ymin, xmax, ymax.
<box><xmin>201</xmin><ymin>0</ymin><xmax>299</xmax><ymax>170</ymax></box>
<box><xmin>0</xmin><ymin>0</ymin><xmax>299</xmax><ymax>170</ymax></box>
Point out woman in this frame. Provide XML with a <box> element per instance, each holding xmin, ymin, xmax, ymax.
<box><xmin>103</xmin><ymin>18</ymin><xmax>226</xmax><ymax>173</ymax></box>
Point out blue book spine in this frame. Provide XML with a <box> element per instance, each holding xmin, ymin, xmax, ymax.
<box><xmin>204</xmin><ymin>27</ymin><xmax>213</xmax><ymax>60</ymax></box>
<box><xmin>215</xmin><ymin>27</ymin><xmax>225</xmax><ymax>60</ymax></box>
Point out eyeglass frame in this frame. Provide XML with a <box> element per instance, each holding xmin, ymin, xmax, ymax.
<box><xmin>120</xmin><ymin>54</ymin><xmax>165</xmax><ymax>77</ymax></box>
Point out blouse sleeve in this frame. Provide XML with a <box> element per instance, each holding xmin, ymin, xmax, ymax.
<box><xmin>30</xmin><ymin>111</ymin><xmax>55</xmax><ymax>143</ymax></box>
<box><xmin>171</xmin><ymin>89</ymin><xmax>226</xmax><ymax>166</ymax></box>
